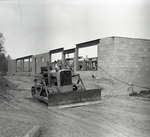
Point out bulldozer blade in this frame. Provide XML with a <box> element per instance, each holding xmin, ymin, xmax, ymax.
<box><xmin>48</xmin><ymin>88</ymin><xmax>101</xmax><ymax>106</ymax></box>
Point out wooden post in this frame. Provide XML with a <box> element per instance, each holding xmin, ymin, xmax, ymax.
<box><xmin>28</xmin><ymin>58</ymin><xmax>30</xmax><ymax>72</ymax></box>
<box><xmin>74</xmin><ymin>48</ymin><xmax>79</xmax><ymax>72</ymax></box>
<box><xmin>48</xmin><ymin>52</ymin><xmax>52</xmax><ymax>86</ymax></box>
<box><xmin>22</xmin><ymin>59</ymin><xmax>24</xmax><ymax>72</ymax></box>
<box><xmin>62</xmin><ymin>51</ymin><xmax>65</xmax><ymax>69</ymax></box>
<box><xmin>16</xmin><ymin>60</ymin><xmax>17</xmax><ymax>72</ymax></box>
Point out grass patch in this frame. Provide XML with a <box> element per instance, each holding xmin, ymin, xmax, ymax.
<box><xmin>0</xmin><ymin>76</ymin><xmax>16</xmax><ymax>101</ymax></box>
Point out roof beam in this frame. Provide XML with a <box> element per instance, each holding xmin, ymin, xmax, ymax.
<box><xmin>49</xmin><ymin>48</ymin><xmax>64</xmax><ymax>54</ymax></box>
<box><xmin>16</xmin><ymin>55</ymin><xmax>33</xmax><ymax>61</ymax></box>
<box><xmin>76</xmin><ymin>39</ymin><xmax>100</xmax><ymax>49</ymax></box>
<box><xmin>64</xmin><ymin>48</ymin><xmax>75</xmax><ymax>54</ymax></box>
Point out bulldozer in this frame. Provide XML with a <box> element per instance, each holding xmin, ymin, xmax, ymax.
<box><xmin>31</xmin><ymin>64</ymin><xmax>101</xmax><ymax>106</ymax></box>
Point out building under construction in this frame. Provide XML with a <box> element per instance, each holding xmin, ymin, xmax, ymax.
<box><xmin>8</xmin><ymin>36</ymin><xmax>150</xmax><ymax>93</ymax></box>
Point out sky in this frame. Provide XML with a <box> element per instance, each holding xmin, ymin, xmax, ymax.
<box><xmin>0</xmin><ymin>0</ymin><xmax>150</xmax><ymax>59</ymax></box>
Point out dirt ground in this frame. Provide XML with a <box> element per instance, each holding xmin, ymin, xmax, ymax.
<box><xmin>0</xmin><ymin>76</ymin><xmax>150</xmax><ymax>137</ymax></box>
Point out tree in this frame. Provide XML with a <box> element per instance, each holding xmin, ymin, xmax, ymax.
<box><xmin>0</xmin><ymin>33</ymin><xmax>7</xmax><ymax>74</ymax></box>
<box><xmin>0</xmin><ymin>33</ymin><xmax>5</xmax><ymax>53</ymax></box>
<box><xmin>0</xmin><ymin>54</ymin><xmax>7</xmax><ymax>72</ymax></box>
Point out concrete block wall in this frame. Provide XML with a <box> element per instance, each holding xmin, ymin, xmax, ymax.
<box><xmin>98</xmin><ymin>37</ymin><xmax>115</xmax><ymax>78</ymax></box>
<box><xmin>114</xmin><ymin>37</ymin><xmax>150</xmax><ymax>88</ymax></box>
<box><xmin>98</xmin><ymin>36</ymin><xmax>150</xmax><ymax>89</ymax></box>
